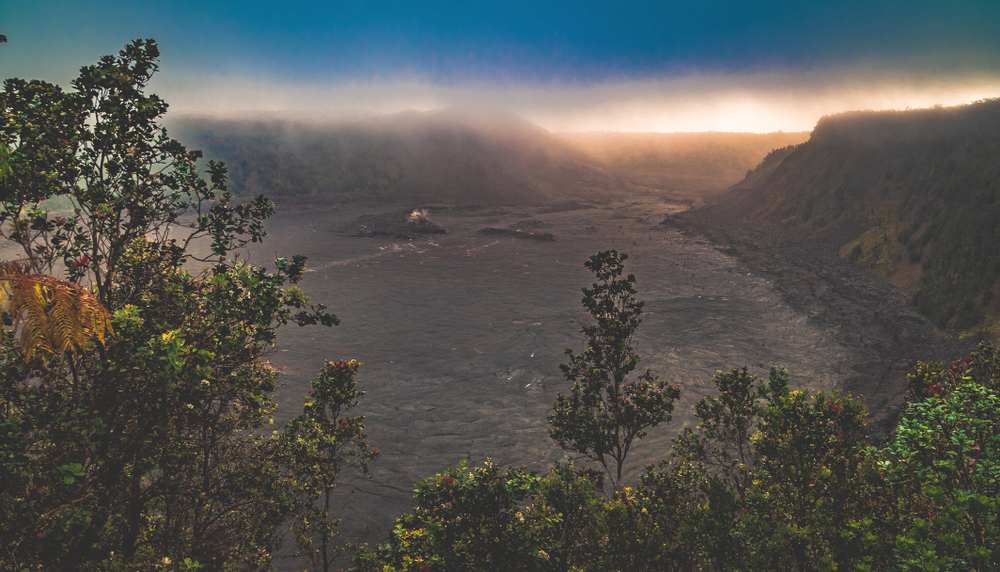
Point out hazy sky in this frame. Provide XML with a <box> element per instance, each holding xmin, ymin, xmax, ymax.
<box><xmin>3</xmin><ymin>0</ymin><xmax>1000</xmax><ymax>132</ymax></box>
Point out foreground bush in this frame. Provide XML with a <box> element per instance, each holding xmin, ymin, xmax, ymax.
<box><xmin>356</xmin><ymin>342</ymin><xmax>1000</xmax><ymax>572</ymax></box>
<box><xmin>0</xmin><ymin>40</ymin><xmax>373</xmax><ymax>571</ymax></box>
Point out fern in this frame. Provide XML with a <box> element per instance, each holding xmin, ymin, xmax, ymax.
<box><xmin>0</xmin><ymin>260</ymin><xmax>114</xmax><ymax>359</ymax></box>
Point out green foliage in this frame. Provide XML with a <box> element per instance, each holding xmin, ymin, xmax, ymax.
<box><xmin>673</xmin><ymin>367</ymin><xmax>788</xmax><ymax>495</ymax></box>
<box><xmin>633</xmin><ymin>460</ymin><xmax>706</xmax><ymax>571</ymax></box>
<box><xmin>882</xmin><ymin>350</ymin><xmax>1000</xmax><ymax>570</ymax></box>
<box><xmin>0</xmin><ymin>39</ymin><xmax>277</xmax><ymax>299</ymax></box>
<box><xmin>549</xmin><ymin>251</ymin><xmax>681</xmax><ymax>491</ymax></box>
<box><xmin>360</xmin><ymin>342</ymin><xmax>1000</xmax><ymax>572</ymax></box>
<box><xmin>667</xmin><ymin>367</ymin><xmax>886</xmax><ymax>571</ymax></box>
<box><xmin>734</xmin><ymin>390</ymin><xmax>877</xmax><ymax>570</ymax></box>
<box><xmin>277</xmin><ymin>360</ymin><xmax>377</xmax><ymax>572</ymax></box>
<box><xmin>353</xmin><ymin>460</ymin><xmax>545</xmax><ymax>572</ymax></box>
<box><xmin>0</xmin><ymin>246</ymin><xmax>315</xmax><ymax>569</ymax></box>
<box><xmin>0</xmin><ymin>40</ymin><xmax>343</xmax><ymax>571</ymax></box>
<box><xmin>527</xmin><ymin>461</ymin><xmax>605</xmax><ymax>571</ymax></box>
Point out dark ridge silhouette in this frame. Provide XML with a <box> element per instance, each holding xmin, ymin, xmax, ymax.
<box><xmin>711</xmin><ymin>98</ymin><xmax>1000</xmax><ymax>334</ymax></box>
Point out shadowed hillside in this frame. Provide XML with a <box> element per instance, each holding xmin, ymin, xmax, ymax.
<box><xmin>722</xmin><ymin>98</ymin><xmax>1000</xmax><ymax>334</ymax></box>
<box><xmin>169</xmin><ymin>109</ymin><xmax>626</xmax><ymax>206</ymax></box>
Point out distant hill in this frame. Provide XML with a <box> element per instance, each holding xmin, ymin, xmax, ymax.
<box><xmin>556</xmin><ymin>131</ymin><xmax>810</xmax><ymax>194</ymax></box>
<box><xmin>723</xmin><ymin>98</ymin><xmax>1000</xmax><ymax>333</ymax></box>
<box><xmin>168</xmin><ymin>108</ymin><xmax>625</xmax><ymax>206</ymax></box>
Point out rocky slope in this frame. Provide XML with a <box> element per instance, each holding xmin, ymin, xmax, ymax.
<box><xmin>715</xmin><ymin>99</ymin><xmax>1000</xmax><ymax>334</ymax></box>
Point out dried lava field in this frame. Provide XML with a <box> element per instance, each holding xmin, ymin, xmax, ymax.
<box><xmin>248</xmin><ymin>195</ymin><xmax>967</xmax><ymax>549</ymax></box>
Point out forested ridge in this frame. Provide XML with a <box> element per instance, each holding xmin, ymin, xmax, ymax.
<box><xmin>737</xmin><ymin>99</ymin><xmax>1000</xmax><ymax>334</ymax></box>
<box><xmin>2</xmin><ymin>41</ymin><xmax>1000</xmax><ymax>572</ymax></box>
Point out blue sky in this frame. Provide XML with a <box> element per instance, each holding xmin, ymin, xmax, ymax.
<box><xmin>3</xmin><ymin>1</ymin><xmax>1000</xmax><ymax>131</ymax></box>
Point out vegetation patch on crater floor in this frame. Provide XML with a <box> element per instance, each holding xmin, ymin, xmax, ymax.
<box><xmin>342</xmin><ymin>209</ymin><xmax>447</xmax><ymax>239</ymax></box>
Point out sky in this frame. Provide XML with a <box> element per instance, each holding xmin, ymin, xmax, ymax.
<box><xmin>2</xmin><ymin>0</ymin><xmax>1000</xmax><ymax>132</ymax></box>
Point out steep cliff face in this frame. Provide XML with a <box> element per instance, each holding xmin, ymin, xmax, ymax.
<box><xmin>735</xmin><ymin>99</ymin><xmax>1000</xmax><ymax>333</ymax></box>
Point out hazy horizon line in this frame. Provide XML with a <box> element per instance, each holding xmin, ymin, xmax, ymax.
<box><xmin>153</xmin><ymin>64</ymin><xmax>1000</xmax><ymax>134</ymax></box>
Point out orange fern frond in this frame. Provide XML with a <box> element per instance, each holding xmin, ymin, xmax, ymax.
<box><xmin>0</xmin><ymin>261</ymin><xmax>115</xmax><ymax>360</ymax></box>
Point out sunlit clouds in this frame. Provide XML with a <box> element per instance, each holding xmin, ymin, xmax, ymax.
<box><xmin>6</xmin><ymin>1</ymin><xmax>1000</xmax><ymax>133</ymax></box>
<box><xmin>156</xmin><ymin>66</ymin><xmax>1000</xmax><ymax>133</ymax></box>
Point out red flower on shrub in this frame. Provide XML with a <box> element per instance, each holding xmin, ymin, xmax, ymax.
<box><xmin>922</xmin><ymin>384</ymin><xmax>945</xmax><ymax>397</ymax></box>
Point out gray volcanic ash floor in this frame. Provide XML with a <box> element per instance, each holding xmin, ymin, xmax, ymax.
<box><xmin>250</xmin><ymin>197</ymin><xmax>956</xmax><ymax>552</ymax></box>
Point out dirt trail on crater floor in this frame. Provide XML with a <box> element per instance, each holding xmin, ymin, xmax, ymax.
<box><xmin>251</xmin><ymin>196</ymin><xmax>968</xmax><ymax>564</ymax></box>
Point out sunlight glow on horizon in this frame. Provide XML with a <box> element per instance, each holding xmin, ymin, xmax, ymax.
<box><xmin>155</xmin><ymin>69</ymin><xmax>1000</xmax><ymax>134</ymax></box>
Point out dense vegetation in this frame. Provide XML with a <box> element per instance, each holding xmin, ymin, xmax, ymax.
<box><xmin>0</xmin><ymin>40</ymin><xmax>373</xmax><ymax>571</ymax></box>
<box><xmin>741</xmin><ymin>100</ymin><xmax>1000</xmax><ymax>334</ymax></box>
<box><xmin>3</xmin><ymin>41</ymin><xmax>999</xmax><ymax>571</ymax></box>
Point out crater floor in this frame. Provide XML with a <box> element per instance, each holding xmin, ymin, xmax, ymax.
<box><xmin>249</xmin><ymin>196</ymin><xmax>961</xmax><ymax>552</ymax></box>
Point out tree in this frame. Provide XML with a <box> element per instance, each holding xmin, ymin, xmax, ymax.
<box><xmin>278</xmin><ymin>359</ymin><xmax>377</xmax><ymax>572</ymax></box>
<box><xmin>880</xmin><ymin>346</ymin><xmax>1000</xmax><ymax>570</ymax></box>
<box><xmin>0</xmin><ymin>39</ymin><xmax>276</xmax><ymax>302</ymax></box>
<box><xmin>672</xmin><ymin>367</ymin><xmax>788</xmax><ymax>496</ymax></box>
<box><xmin>548</xmin><ymin>250</ymin><xmax>681</xmax><ymax>491</ymax></box>
<box><xmin>736</xmin><ymin>389</ymin><xmax>874</xmax><ymax>570</ymax></box>
<box><xmin>0</xmin><ymin>39</ymin><xmax>337</xmax><ymax>571</ymax></box>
